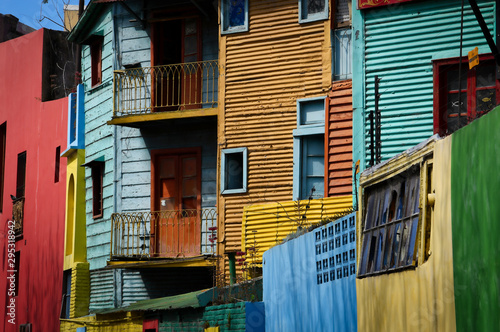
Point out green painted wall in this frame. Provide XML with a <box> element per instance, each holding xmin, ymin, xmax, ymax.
<box><xmin>451</xmin><ymin>106</ymin><xmax>500</xmax><ymax>331</ymax></box>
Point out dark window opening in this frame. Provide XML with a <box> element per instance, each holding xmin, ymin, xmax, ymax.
<box><xmin>55</xmin><ymin>146</ymin><xmax>60</xmax><ymax>183</ymax></box>
<box><xmin>92</xmin><ymin>163</ymin><xmax>103</xmax><ymax>218</ymax></box>
<box><xmin>60</xmin><ymin>270</ymin><xmax>71</xmax><ymax>319</ymax></box>
<box><xmin>90</xmin><ymin>37</ymin><xmax>103</xmax><ymax>87</ymax></box>
<box><xmin>0</xmin><ymin>122</ymin><xmax>5</xmax><ymax>212</ymax></box>
<box><xmin>16</xmin><ymin>151</ymin><xmax>26</xmax><ymax>199</ymax></box>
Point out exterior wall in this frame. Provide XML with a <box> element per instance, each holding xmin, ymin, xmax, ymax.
<box><xmin>70</xmin><ymin>262</ymin><xmax>91</xmax><ymax>319</ymax></box>
<box><xmin>356</xmin><ymin>138</ymin><xmax>456</xmax><ymax>332</ymax></box>
<box><xmin>60</xmin><ymin>312</ymin><xmax>143</xmax><ymax>332</ymax></box>
<box><xmin>0</xmin><ymin>29</ymin><xmax>68</xmax><ymax>332</ymax></box>
<box><xmin>81</xmin><ymin>6</ymin><xmax>115</xmax><ymax>271</ymax></box>
<box><xmin>242</xmin><ymin>196</ymin><xmax>352</xmax><ymax>263</ymax></box>
<box><xmin>64</xmin><ymin>148</ymin><xmax>87</xmax><ymax>269</ymax></box>
<box><xmin>353</xmin><ymin>0</ymin><xmax>497</xmax><ymax>172</ymax></box>
<box><xmin>218</xmin><ymin>0</ymin><xmax>332</xmax><ymax>275</ymax></box>
<box><xmin>450</xmin><ymin>106</ymin><xmax>500</xmax><ymax>331</ymax></box>
<box><xmin>326</xmin><ymin>80</ymin><xmax>353</xmax><ymax>197</ymax></box>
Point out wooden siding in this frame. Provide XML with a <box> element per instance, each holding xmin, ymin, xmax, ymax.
<box><xmin>218</xmin><ymin>0</ymin><xmax>332</xmax><ymax>275</ymax></box>
<box><xmin>326</xmin><ymin>80</ymin><xmax>353</xmax><ymax>197</ymax></box>
<box><xmin>362</xmin><ymin>0</ymin><xmax>496</xmax><ymax>163</ymax></box>
<box><xmin>82</xmin><ymin>7</ymin><xmax>115</xmax><ymax>271</ymax></box>
<box><xmin>90</xmin><ymin>269</ymin><xmax>115</xmax><ymax>311</ymax></box>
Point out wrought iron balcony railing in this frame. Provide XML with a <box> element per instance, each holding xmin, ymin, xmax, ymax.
<box><xmin>113</xmin><ymin>60</ymin><xmax>219</xmax><ymax>117</ymax></box>
<box><xmin>110</xmin><ymin>208</ymin><xmax>217</xmax><ymax>260</ymax></box>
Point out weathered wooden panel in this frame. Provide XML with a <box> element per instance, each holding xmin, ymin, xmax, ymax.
<box><xmin>219</xmin><ymin>0</ymin><xmax>332</xmax><ymax>278</ymax></box>
<box><xmin>363</xmin><ymin>0</ymin><xmax>496</xmax><ymax>163</ymax></box>
<box><xmin>326</xmin><ymin>80</ymin><xmax>353</xmax><ymax>197</ymax></box>
<box><xmin>81</xmin><ymin>7</ymin><xmax>116</xmax><ymax>270</ymax></box>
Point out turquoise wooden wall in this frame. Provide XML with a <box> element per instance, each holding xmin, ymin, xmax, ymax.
<box><xmin>352</xmin><ymin>0</ymin><xmax>496</xmax><ymax>174</ymax></box>
<box><xmin>81</xmin><ymin>6</ymin><xmax>115</xmax><ymax>271</ymax></box>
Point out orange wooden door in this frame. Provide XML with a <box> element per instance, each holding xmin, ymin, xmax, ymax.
<box><xmin>152</xmin><ymin>150</ymin><xmax>201</xmax><ymax>257</ymax></box>
<box><xmin>181</xmin><ymin>18</ymin><xmax>202</xmax><ymax>110</ymax></box>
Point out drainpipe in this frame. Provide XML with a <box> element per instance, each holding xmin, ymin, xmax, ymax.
<box><xmin>227</xmin><ymin>252</ymin><xmax>236</xmax><ymax>285</ymax></box>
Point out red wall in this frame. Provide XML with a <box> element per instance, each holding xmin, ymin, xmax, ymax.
<box><xmin>0</xmin><ymin>29</ymin><xmax>67</xmax><ymax>332</ymax></box>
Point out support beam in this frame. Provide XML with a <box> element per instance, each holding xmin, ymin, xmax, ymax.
<box><xmin>468</xmin><ymin>0</ymin><xmax>500</xmax><ymax>66</ymax></box>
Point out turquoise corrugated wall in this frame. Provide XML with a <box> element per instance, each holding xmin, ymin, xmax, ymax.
<box><xmin>360</xmin><ymin>0</ymin><xmax>496</xmax><ymax>164</ymax></box>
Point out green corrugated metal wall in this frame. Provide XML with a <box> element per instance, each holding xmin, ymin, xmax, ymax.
<box><xmin>363</xmin><ymin>0</ymin><xmax>496</xmax><ymax>162</ymax></box>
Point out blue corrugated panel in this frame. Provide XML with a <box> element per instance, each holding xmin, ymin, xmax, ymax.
<box><xmin>363</xmin><ymin>0</ymin><xmax>496</xmax><ymax>162</ymax></box>
<box><xmin>263</xmin><ymin>213</ymin><xmax>357</xmax><ymax>332</ymax></box>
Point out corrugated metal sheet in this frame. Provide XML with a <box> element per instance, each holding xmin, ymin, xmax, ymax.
<box><xmin>219</xmin><ymin>0</ymin><xmax>331</xmax><ymax>277</ymax></box>
<box><xmin>327</xmin><ymin>80</ymin><xmax>353</xmax><ymax>197</ymax></box>
<box><xmin>90</xmin><ymin>269</ymin><xmax>115</xmax><ymax>311</ymax></box>
<box><xmin>242</xmin><ymin>196</ymin><xmax>352</xmax><ymax>263</ymax></box>
<box><xmin>363</xmin><ymin>0</ymin><xmax>496</xmax><ymax>162</ymax></box>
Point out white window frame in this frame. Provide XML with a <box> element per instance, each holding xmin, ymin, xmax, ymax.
<box><xmin>293</xmin><ymin>96</ymin><xmax>326</xmax><ymax>200</ymax></box>
<box><xmin>221</xmin><ymin>147</ymin><xmax>248</xmax><ymax>194</ymax></box>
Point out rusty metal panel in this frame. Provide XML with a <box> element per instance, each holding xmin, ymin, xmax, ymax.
<box><xmin>242</xmin><ymin>196</ymin><xmax>353</xmax><ymax>264</ymax></box>
<box><xmin>326</xmin><ymin>80</ymin><xmax>353</xmax><ymax>197</ymax></box>
<box><xmin>219</xmin><ymin>0</ymin><xmax>332</xmax><ymax>278</ymax></box>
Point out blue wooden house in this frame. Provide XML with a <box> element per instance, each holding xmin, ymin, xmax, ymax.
<box><xmin>67</xmin><ymin>0</ymin><xmax>219</xmax><ymax>315</ymax></box>
<box><xmin>352</xmin><ymin>0</ymin><xmax>499</xmax><ymax>172</ymax></box>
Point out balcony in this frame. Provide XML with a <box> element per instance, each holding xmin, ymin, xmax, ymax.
<box><xmin>110</xmin><ymin>208</ymin><xmax>217</xmax><ymax>263</ymax></box>
<box><xmin>110</xmin><ymin>60</ymin><xmax>219</xmax><ymax>126</ymax></box>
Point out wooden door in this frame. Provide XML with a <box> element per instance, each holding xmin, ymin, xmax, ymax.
<box><xmin>181</xmin><ymin>18</ymin><xmax>202</xmax><ymax>110</ymax></box>
<box><xmin>151</xmin><ymin>149</ymin><xmax>201</xmax><ymax>257</ymax></box>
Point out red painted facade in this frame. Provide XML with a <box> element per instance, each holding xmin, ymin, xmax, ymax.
<box><xmin>0</xmin><ymin>29</ymin><xmax>68</xmax><ymax>331</ymax></box>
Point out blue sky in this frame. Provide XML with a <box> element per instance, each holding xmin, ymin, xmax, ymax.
<box><xmin>0</xmin><ymin>0</ymin><xmax>90</xmax><ymax>31</ymax></box>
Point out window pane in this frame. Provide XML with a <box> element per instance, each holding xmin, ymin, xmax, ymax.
<box><xmin>359</xmin><ymin>232</ymin><xmax>371</xmax><ymax>275</ymax></box>
<box><xmin>333</xmin><ymin>29</ymin><xmax>352</xmax><ymax>81</ymax></box>
<box><xmin>476</xmin><ymin>64</ymin><xmax>496</xmax><ymax>88</ymax></box>
<box><xmin>228</xmin><ymin>0</ymin><xmax>246</xmax><ymax>27</ymax></box>
<box><xmin>364</xmin><ymin>192</ymin><xmax>376</xmax><ymax>230</ymax></box>
<box><xmin>398</xmin><ymin>220</ymin><xmax>411</xmax><ymax>267</ymax></box>
<box><xmin>382</xmin><ymin>224</ymin><xmax>395</xmax><ymax>270</ymax></box>
<box><xmin>225</xmin><ymin>152</ymin><xmax>244</xmax><ymax>190</ymax></box>
<box><xmin>404</xmin><ymin>217</ymin><xmax>419</xmax><ymax>266</ymax></box>
<box><xmin>390</xmin><ymin>222</ymin><xmax>402</xmax><ymax>269</ymax></box>
<box><xmin>476</xmin><ymin>89</ymin><xmax>496</xmax><ymax>113</ymax></box>
<box><xmin>374</xmin><ymin>228</ymin><xmax>385</xmax><ymax>271</ymax></box>
<box><xmin>301</xmin><ymin>135</ymin><xmax>324</xmax><ymax>199</ymax></box>
<box><xmin>366</xmin><ymin>231</ymin><xmax>378</xmax><ymax>273</ymax></box>
<box><xmin>308</xmin><ymin>0</ymin><xmax>325</xmax><ymax>14</ymax></box>
<box><xmin>447</xmin><ymin>92</ymin><xmax>468</xmax><ymax>133</ymax></box>
<box><xmin>447</xmin><ymin>68</ymin><xmax>467</xmax><ymax>91</ymax></box>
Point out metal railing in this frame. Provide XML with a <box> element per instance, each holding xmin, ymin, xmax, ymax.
<box><xmin>110</xmin><ymin>208</ymin><xmax>217</xmax><ymax>259</ymax></box>
<box><xmin>113</xmin><ymin>60</ymin><xmax>219</xmax><ymax>117</ymax></box>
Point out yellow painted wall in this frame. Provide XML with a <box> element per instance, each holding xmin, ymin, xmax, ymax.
<box><xmin>64</xmin><ymin>149</ymin><xmax>86</xmax><ymax>270</ymax></box>
<box><xmin>242</xmin><ymin>196</ymin><xmax>352</xmax><ymax>264</ymax></box>
<box><xmin>356</xmin><ymin>137</ymin><xmax>456</xmax><ymax>332</ymax></box>
<box><xmin>60</xmin><ymin>312</ymin><xmax>143</xmax><ymax>332</ymax></box>
<box><xmin>218</xmin><ymin>0</ymin><xmax>332</xmax><ymax>277</ymax></box>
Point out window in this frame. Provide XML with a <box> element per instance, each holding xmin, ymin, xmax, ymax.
<box><xmin>358</xmin><ymin>166</ymin><xmax>420</xmax><ymax>277</ymax></box>
<box><xmin>90</xmin><ymin>37</ymin><xmax>103</xmax><ymax>87</ymax></box>
<box><xmin>221</xmin><ymin>0</ymin><xmax>249</xmax><ymax>34</ymax></box>
<box><xmin>16</xmin><ymin>151</ymin><xmax>26</xmax><ymax>199</ymax></box>
<box><xmin>332</xmin><ymin>28</ymin><xmax>352</xmax><ymax>81</ymax></box>
<box><xmin>91</xmin><ymin>163</ymin><xmax>103</xmax><ymax>218</ymax></box>
<box><xmin>221</xmin><ymin>147</ymin><xmax>248</xmax><ymax>194</ymax></box>
<box><xmin>55</xmin><ymin>146</ymin><xmax>61</xmax><ymax>183</ymax></box>
<box><xmin>299</xmin><ymin>0</ymin><xmax>328</xmax><ymax>23</ymax></box>
<box><xmin>60</xmin><ymin>270</ymin><xmax>71</xmax><ymax>319</ymax></box>
<box><xmin>67</xmin><ymin>84</ymin><xmax>85</xmax><ymax>149</ymax></box>
<box><xmin>433</xmin><ymin>54</ymin><xmax>500</xmax><ymax>136</ymax></box>
<box><xmin>293</xmin><ymin>97</ymin><xmax>326</xmax><ymax>200</ymax></box>
<box><xmin>0</xmin><ymin>122</ymin><xmax>5</xmax><ymax>211</ymax></box>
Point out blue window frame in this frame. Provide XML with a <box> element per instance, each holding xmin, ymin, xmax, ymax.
<box><xmin>299</xmin><ymin>0</ymin><xmax>328</xmax><ymax>24</ymax></box>
<box><xmin>293</xmin><ymin>96</ymin><xmax>326</xmax><ymax>200</ymax></box>
<box><xmin>221</xmin><ymin>0</ymin><xmax>249</xmax><ymax>34</ymax></box>
<box><xmin>221</xmin><ymin>147</ymin><xmax>248</xmax><ymax>194</ymax></box>
<box><xmin>67</xmin><ymin>84</ymin><xmax>85</xmax><ymax>150</ymax></box>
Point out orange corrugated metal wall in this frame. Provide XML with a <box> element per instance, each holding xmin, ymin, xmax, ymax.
<box><xmin>218</xmin><ymin>0</ymin><xmax>331</xmax><ymax>280</ymax></box>
<box><xmin>326</xmin><ymin>80</ymin><xmax>352</xmax><ymax>197</ymax></box>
